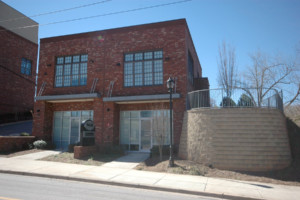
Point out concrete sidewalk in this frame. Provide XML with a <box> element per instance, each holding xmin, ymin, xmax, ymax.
<box><xmin>0</xmin><ymin>153</ymin><xmax>299</xmax><ymax>200</ymax></box>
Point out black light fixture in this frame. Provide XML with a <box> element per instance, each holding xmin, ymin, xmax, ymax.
<box><xmin>116</xmin><ymin>63</ymin><xmax>121</xmax><ymax>66</ymax></box>
<box><xmin>166</xmin><ymin>77</ymin><xmax>175</xmax><ymax>167</ymax></box>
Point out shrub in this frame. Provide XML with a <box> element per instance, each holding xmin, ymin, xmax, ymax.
<box><xmin>150</xmin><ymin>145</ymin><xmax>170</xmax><ymax>157</ymax></box>
<box><xmin>33</xmin><ymin>140</ymin><xmax>47</xmax><ymax>149</ymax></box>
<box><xmin>20</xmin><ymin>132</ymin><xmax>30</xmax><ymax>136</ymax></box>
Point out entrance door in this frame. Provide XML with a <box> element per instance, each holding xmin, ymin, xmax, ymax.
<box><xmin>140</xmin><ymin>119</ymin><xmax>152</xmax><ymax>151</ymax></box>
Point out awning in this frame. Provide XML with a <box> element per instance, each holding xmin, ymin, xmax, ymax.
<box><xmin>103</xmin><ymin>93</ymin><xmax>180</xmax><ymax>104</ymax></box>
<box><xmin>35</xmin><ymin>93</ymin><xmax>101</xmax><ymax>103</ymax></box>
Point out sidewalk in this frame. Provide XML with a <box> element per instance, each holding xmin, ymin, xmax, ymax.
<box><xmin>0</xmin><ymin>152</ymin><xmax>299</xmax><ymax>200</ymax></box>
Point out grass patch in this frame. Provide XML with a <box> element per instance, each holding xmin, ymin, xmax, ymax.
<box><xmin>41</xmin><ymin>152</ymin><xmax>122</xmax><ymax>166</ymax></box>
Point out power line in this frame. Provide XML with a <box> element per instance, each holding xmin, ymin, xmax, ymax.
<box><xmin>0</xmin><ymin>0</ymin><xmax>112</xmax><ymax>23</ymax></box>
<box><xmin>1</xmin><ymin>0</ymin><xmax>191</xmax><ymax>31</ymax></box>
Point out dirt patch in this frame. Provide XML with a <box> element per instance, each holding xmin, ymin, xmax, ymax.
<box><xmin>136</xmin><ymin>156</ymin><xmax>300</xmax><ymax>187</ymax></box>
<box><xmin>41</xmin><ymin>152</ymin><xmax>123</xmax><ymax>166</ymax></box>
<box><xmin>0</xmin><ymin>149</ymin><xmax>42</xmax><ymax>158</ymax></box>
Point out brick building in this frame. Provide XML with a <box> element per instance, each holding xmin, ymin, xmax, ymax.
<box><xmin>33</xmin><ymin>19</ymin><xmax>209</xmax><ymax>151</ymax></box>
<box><xmin>0</xmin><ymin>1</ymin><xmax>38</xmax><ymax>123</ymax></box>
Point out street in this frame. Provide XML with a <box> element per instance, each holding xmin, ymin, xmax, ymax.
<box><xmin>0</xmin><ymin>173</ymin><xmax>222</xmax><ymax>200</ymax></box>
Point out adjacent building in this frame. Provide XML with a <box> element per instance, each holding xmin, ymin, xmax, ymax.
<box><xmin>0</xmin><ymin>1</ymin><xmax>38</xmax><ymax>123</ymax></box>
<box><xmin>33</xmin><ymin>19</ymin><xmax>209</xmax><ymax>151</ymax></box>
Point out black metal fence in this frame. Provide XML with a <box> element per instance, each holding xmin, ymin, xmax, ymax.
<box><xmin>187</xmin><ymin>88</ymin><xmax>283</xmax><ymax>111</ymax></box>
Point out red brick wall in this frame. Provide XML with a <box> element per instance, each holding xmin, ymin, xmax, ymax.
<box><xmin>0</xmin><ymin>136</ymin><xmax>36</xmax><ymax>152</ymax></box>
<box><xmin>0</xmin><ymin>27</ymin><xmax>37</xmax><ymax>116</ymax></box>
<box><xmin>33</xmin><ymin>19</ymin><xmax>205</xmax><ymax>148</ymax></box>
<box><xmin>74</xmin><ymin>145</ymin><xmax>97</xmax><ymax>159</ymax></box>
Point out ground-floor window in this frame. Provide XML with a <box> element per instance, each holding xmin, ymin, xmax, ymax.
<box><xmin>120</xmin><ymin>110</ymin><xmax>170</xmax><ymax>152</ymax></box>
<box><xmin>53</xmin><ymin>110</ymin><xmax>93</xmax><ymax>150</ymax></box>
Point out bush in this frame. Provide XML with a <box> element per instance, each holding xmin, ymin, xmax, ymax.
<box><xmin>102</xmin><ymin>145</ymin><xmax>125</xmax><ymax>155</ymax></box>
<box><xmin>20</xmin><ymin>132</ymin><xmax>30</xmax><ymax>136</ymax></box>
<box><xmin>33</xmin><ymin>140</ymin><xmax>47</xmax><ymax>149</ymax></box>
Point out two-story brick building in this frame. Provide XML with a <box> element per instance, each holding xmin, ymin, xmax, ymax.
<box><xmin>0</xmin><ymin>1</ymin><xmax>38</xmax><ymax>123</ymax></box>
<box><xmin>33</xmin><ymin>19</ymin><xmax>209</xmax><ymax>151</ymax></box>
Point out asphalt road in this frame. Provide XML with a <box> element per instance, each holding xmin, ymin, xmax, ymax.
<box><xmin>0</xmin><ymin>173</ymin><xmax>222</xmax><ymax>200</ymax></box>
<box><xmin>0</xmin><ymin>120</ymin><xmax>32</xmax><ymax>136</ymax></box>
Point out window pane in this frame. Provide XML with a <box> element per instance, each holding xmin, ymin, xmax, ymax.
<box><xmin>124</xmin><ymin>63</ymin><xmax>133</xmax><ymax>75</ymax></box>
<box><xmin>26</xmin><ymin>61</ymin><xmax>31</xmax><ymax>75</ymax></box>
<box><xmin>81</xmin><ymin>54</ymin><xmax>88</xmax><ymax>62</ymax></box>
<box><xmin>130</xmin><ymin>119</ymin><xmax>139</xmax><ymax>144</ymax></box>
<box><xmin>144</xmin><ymin>73</ymin><xmax>152</xmax><ymax>85</ymax></box>
<box><xmin>71</xmin><ymin>111</ymin><xmax>80</xmax><ymax>117</ymax></box>
<box><xmin>135</xmin><ymin>53</ymin><xmax>143</xmax><ymax>61</ymax></box>
<box><xmin>120</xmin><ymin>111</ymin><xmax>130</xmax><ymax>119</ymax></box>
<box><xmin>144</xmin><ymin>61</ymin><xmax>152</xmax><ymax>73</ymax></box>
<box><xmin>80</xmin><ymin>63</ymin><xmax>87</xmax><ymax>74</ymax></box>
<box><xmin>154</xmin><ymin>60</ymin><xmax>163</xmax><ymax>72</ymax></box>
<box><xmin>21</xmin><ymin>58</ymin><xmax>26</xmax><ymax>74</ymax></box>
<box><xmin>80</xmin><ymin>74</ymin><xmax>87</xmax><ymax>85</ymax></box>
<box><xmin>57</xmin><ymin>57</ymin><xmax>64</xmax><ymax>64</ymax></box>
<box><xmin>55</xmin><ymin>76</ymin><xmax>63</xmax><ymax>87</ymax></box>
<box><xmin>72</xmin><ymin>75</ymin><xmax>79</xmax><ymax>86</ymax></box>
<box><xmin>154</xmin><ymin>50</ymin><xmax>163</xmax><ymax>59</ymax></box>
<box><xmin>141</xmin><ymin>111</ymin><xmax>152</xmax><ymax>117</ymax></box>
<box><xmin>124</xmin><ymin>75</ymin><xmax>133</xmax><ymax>87</ymax></box>
<box><xmin>73</xmin><ymin>55</ymin><xmax>80</xmax><ymax>63</ymax></box>
<box><xmin>134</xmin><ymin>74</ymin><xmax>142</xmax><ymax>86</ymax></box>
<box><xmin>144</xmin><ymin>52</ymin><xmax>153</xmax><ymax>60</ymax></box>
<box><xmin>154</xmin><ymin>72</ymin><xmax>163</xmax><ymax>85</ymax></box>
<box><xmin>64</xmin><ymin>75</ymin><xmax>71</xmax><ymax>86</ymax></box>
<box><xmin>72</xmin><ymin>63</ymin><xmax>79</xmax><ymax>75</ymax></box>
<box><xmin>120</xmin><ymin>118</ymin><xmax>130</xmax><ymax>144</ymax></box>
<box><xmin>125</xmin><ymin>54</ymin><xmax>133</xmax><ymax>61</ymax></box>
<box><xmin>64</xmin><ymin>64</ymin><xmax>71</xmax><ymax>75</ymax></box>
<box><xmin>130</xmin><ymin>111</ymin><xmax>139</xmax><ymax>118</ymax></box>
<box><xmin>134</xmin><ymin>62</ymin><xmax>142</xmax><ymax>73</ymax></box>
<box><xmin>56</xmin><ymin>65</ymin><xmax>63</xmax><ymax>75</ymax></box>
<box><xmin>65</xmin><ymin>56</ymin><xmax>72</xmax><ymax>63</ymax></box>
<box><xmin>81</xmin><ymin>111</ymin><xmax>90</xmax><ymax>118</ymax></box>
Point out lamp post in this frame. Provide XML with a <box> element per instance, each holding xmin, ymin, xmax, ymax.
<box><xmin>166</xmin><ymin>77</ymin><xmax>174</xmax><ymax>167</ymax></box>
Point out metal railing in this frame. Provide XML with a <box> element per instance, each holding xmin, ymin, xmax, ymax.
<box><xmin>187</xmin><ymin>88</ymin><xmax>283</xmax><ymax>111</ymax></box>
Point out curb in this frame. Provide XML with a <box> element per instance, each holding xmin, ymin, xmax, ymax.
<box><xmin>0</xmin><ymin>170</ymin><xmax>261</xmax><ymax>200</ymax></box>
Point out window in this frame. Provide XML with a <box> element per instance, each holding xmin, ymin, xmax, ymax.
<box><xmin>124</xmin><ymin>50</ymin><xmax>163</xmax><ymax>87</ymax></box>
<box><xmin>21</xmin><ymin>58</ymin><xmax>32</xmax><ymax>75</ymax></box>
<box><xmin>188</xmin><ymin>52</ymin><xmax>194</xmax><ymax>85</ymax></box>
<box><xmin>55</xmin><ymin>54</ymin><xmax>88</xmax><ymax>87</ymax></box>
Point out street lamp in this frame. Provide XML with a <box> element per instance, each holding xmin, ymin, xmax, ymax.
<box><xmin>166</xmin><ymin>77</ymin><xmax>174</xmax><ymax>167</ymax></box>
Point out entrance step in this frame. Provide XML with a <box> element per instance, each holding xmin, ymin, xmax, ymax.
<box><xmin>101</xmin><ymin>152</ymin><xmax>150</xmax><ymax>169</ymax></box>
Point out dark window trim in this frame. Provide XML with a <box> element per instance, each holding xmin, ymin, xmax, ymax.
<box><xmin>123</xmin><ymin>49</ymin><xmax>164</xmax><ymax>88</ymax></box>
<box><xmin>54</xmin><ymin>54</ymin><xmax>88</xmax><ymax>88</ymax></box>
<box><xmin>21</xmin><ymin>58</ymin><xmax>32</xmax><ymax>76</ymax></box>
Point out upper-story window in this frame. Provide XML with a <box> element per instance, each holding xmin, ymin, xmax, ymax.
<box><xmin>55</xmin><ymin>54</ymin><xmax>88</xmax><ymax>87</ymax></box>
<box><xmin>21</xmin><ymin>58</ymin><xmax>32</xmax><ymax>75</ymax></box>
<box><xmin>188</xmin><ymin>52</ymin><xmax>194</xmax><ymax>85</ymax></box>
<box><xmin>124</xmin><ymin>50</ymin><xmax>163</xmax><ymax>87</ymax></box>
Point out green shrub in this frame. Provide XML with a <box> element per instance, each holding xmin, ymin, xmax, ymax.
<box><xmin>33</xmin><ymin>140</ymin><xmax>47</xmax><ymax>149</ymax></box>
<box><xmin>20</xmin><ymin>132</ymin><xmax>30</xmax><ymax>136</ymax></box>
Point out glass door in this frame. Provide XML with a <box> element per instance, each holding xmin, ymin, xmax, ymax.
<box><xmin>140</xmin><ymin>119</ymin><xmax>152</xmax><ymax>151</ymax></box>
<box><xmin>70</xmin><ymin>118</ymin><xmax>80</xmax><ymax>145</ymax></box>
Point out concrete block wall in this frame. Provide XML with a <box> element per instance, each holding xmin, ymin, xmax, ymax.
<box><xmin>178</xmin><ymin>108</ymin><xmax>292</xmax><ymax>171</ymax></box>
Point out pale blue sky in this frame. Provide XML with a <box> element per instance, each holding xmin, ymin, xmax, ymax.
<box><xmin>3</xmin><ymin>0</ymin><xmax>300</xmax><ymax>89</ymax></box>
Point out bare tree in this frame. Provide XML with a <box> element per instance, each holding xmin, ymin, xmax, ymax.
<box><xmin>242</xmin><ymin>50</ymin><xmax>298</xmax><ymax>106</ymax></box>
<box><xmin>217</xmin><ymin>41</ymin><xmax>238</xmax><ymax>98</ymax></box>
<box><xmin>152</xmin><ymin>109</ymin><xmax>169</xmax><ymax>161</ymax></box>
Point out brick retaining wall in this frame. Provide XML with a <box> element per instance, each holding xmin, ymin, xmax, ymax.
<box><xmin>0</xmin><ymin>136</ymin><xmax>36</xmax><ymax>152</ymax></box>
<box><xmin>74</xmin><ymin>145</ymin><xmax>97</xmax><ymax>159</ymax></box>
